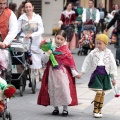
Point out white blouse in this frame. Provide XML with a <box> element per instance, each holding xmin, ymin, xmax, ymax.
<box><xmin>81</xmin><ymin>48</ymin><xmax>117</xmax><ymax>77</ymax></box>
<box><xmin>17</xmin><ymin>13</ymin><xmax>44</xmax><ymax>51</ymax></box>
<box><xmin>3</xmin><ymin>11</ymin><xmax>18</xmax><ymax>46</ymax></box>
<box><xmin>97</xmin><ymin>50</ymin><xmax>105</xmax><ymax>66</ymax></box>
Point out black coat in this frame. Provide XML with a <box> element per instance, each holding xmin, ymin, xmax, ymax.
<box><xmin>107</xmin><ymin>10</ymin><xmax>120</xmax><ymax>31</ymax></box>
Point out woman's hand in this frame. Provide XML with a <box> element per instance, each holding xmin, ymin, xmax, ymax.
<box><xmin>25</xmin><ymin>33</ymin><xmax>32</xmax><ymax>40</ymax></box>
<box><xmin>112</xmin><ymin>80</ymin><xmax>116</xmax><ymax>86</ymax></box>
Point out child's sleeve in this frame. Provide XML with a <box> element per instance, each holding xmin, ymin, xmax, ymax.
<box><xmin>0</xmin><ymin>77</ymin><xmax>7</xmax><ymax>86</ymax></box>
<box><xmin>109</xmin><ymin>52</ymin><xmax>117</xmax><ymax>79</ymax></box>
<box><xmin>71</xmin><ymin>69</ymin><xmax>79</xmax><ymax>77</ymax></box>
<box><xmin>81</xmin><ymin>52</ymin><xmax>92</xmax><ymax>73</ymax></box>
<box><xmin>41</xmin><ymin>52</ymin><xmax>50</xmax><ymax>63</ymax></box>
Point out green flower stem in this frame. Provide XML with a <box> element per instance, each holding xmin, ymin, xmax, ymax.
<box><xmin>50</xmin><ymin>54</ymin><xmax>58</xmax><ymax>67</ymax></box>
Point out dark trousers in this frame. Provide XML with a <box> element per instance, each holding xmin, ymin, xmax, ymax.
<box><xmin>61</xmin><ymin>24</ymin><xmax>74</xmax><ymax>42</ymax></box>
<box><xmin>77</xmin><ymin>21</ymin><xmax>82</xmax><ymax>39</ymax></box>
<box><xmin>97</xmin><ymin>19</ymin><xmax>105</xmax><ymax>33</ymax></box>
<box><xmin>116</xmin><ymin>32</ymin><xmax>120</xmax><ymax>65</ymax></box>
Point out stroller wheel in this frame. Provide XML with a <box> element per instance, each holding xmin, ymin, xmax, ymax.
<box><xmin>20</xmin><ymin>86</ymin><xmax>24</xmax><ymax>96</ymax></box>
<box><xmin>31</xmin><ymin>78</ymin><xmax>36</xmax><ymax>94</ymax></box>
<box><xmin>19</xmin><ymin>77</ymin><xmax>24</xmax><ymax>96</ymax></box>
<box><xmin>80</xmin><ymin>50</ymin><xmax>83</xmax><ymax>55</ymax></box>
<box><xmin>2</xmin><ymin>112</ymin><xmax>6</xmax><ymax>120</ymax></box>
<box><xmin>77</xmin><ymin>51</ymin><xmax>80</xmax><ymax>56</ymax></box>
<box><xmin>30</xmin><ymin>69</ymin><xmax>36</xmax><ymax>94</ymax></box>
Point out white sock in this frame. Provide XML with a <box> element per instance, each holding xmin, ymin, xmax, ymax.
<box><xmin>63</xmin><ymin>105</ymin><xmax>68</xmax><ymax>111</ymax></box>
<box><xmin>54</xmin><ymin>106</ymin><xmax>59</xmax><ymax>110</ymax></box>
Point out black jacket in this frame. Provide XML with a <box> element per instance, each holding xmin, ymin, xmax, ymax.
<box><xmin>107</xmin><ymin>10</ymin><xmax>120</xmax><ymax>31</ymax></box>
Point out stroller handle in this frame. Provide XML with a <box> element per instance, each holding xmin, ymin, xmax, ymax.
<box><xmin>29</xmin><ymin>37</ymin><xmax>32</xmax><ymax>52</ymax></box>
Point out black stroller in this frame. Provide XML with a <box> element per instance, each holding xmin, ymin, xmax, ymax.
<box><xmin>78</xmin><ymin>24</ymin><xmax>96</xmax><ymax>55</ymax></box>
<box><xmin>10</xmin><ymin>37</ymin><xmax>36</xmax><ymax>96</ymax></box>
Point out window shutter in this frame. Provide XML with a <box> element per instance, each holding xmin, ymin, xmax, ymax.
<box><xmin>30</xmin><ymin>0</ymin><xmax>42</xmax><ymax>16</ymax></box>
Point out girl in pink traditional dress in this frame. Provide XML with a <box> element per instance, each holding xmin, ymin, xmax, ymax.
<box><xmin>58</xmin><ymin>3</ymin><xmax>76</xmax><ymax>50</ymax></box>
<box><xmin>37</xmin><ymin>30</ymin><xmax>80</xmax><ymax>117</ymax></box>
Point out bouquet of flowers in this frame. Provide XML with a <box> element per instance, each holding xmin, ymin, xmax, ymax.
<box><xmin>3</xmin><ymin>85</ymin><xmax>16</xmax><ymax>98</ymax></box>
<box><xmin>0</xmin><ymin>79</ymin><xmax>16</xmax><ymax>99</ymax></box>
<box><xmin>40</xmin><ymin>39</ymin><xmax>62</xmax><ymax>68</ymax></box>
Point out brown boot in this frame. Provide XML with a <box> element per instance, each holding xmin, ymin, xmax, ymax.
<box><xmin>93</xmin><ymin>91</ymin><xmax>102</xmax><ymax>118</ymax></box>
<box><xmin>98</xmin><ymin>92</ymin><xmax>105</xmax><ymax>117</ymax></box>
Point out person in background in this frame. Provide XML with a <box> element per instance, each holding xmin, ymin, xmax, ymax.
<box><xmin>0</xmin><ymin>0</ymin><xmax>17</xmax><ymax>48</ymax></box>
<box><xmin>0</xmin><ymin>0</ymin><xmax>18</xmax><ymax>80</ymax></box>
<box><xmin>104</xmin><ymin>12</ymin><xmax>114</xmax><ymax>40</ymax></box>
<box><xmin>17</xmin><ymin>4</ymin><xmax>25</xmax><ymax>19</ymax></box>
<box><xmin>111</xmin><ymin>4</ymin><xmax>119</xmax><ymax>17</ymax></box>
<box><xmin>97</xmin><ymin>3</ymin><xmax>107</xmax><ymax>33</ymax></box>
<box><xmin>79</xmin><ymin>34</ymin><xmax>117</xmax><ymax>118</ymax></box>
<box><xmin>74</xmin><ymin>0</ymin><xmax>83</xmax><ymax>40</ymax></box>
<box><xmin>82</xmin><ymin>0</ymin><xmax>100</xmax><ymax>26</ymax></box>
<box><xmin>37</xmin><ymin>30</ymin><xmax>80</xmax><ymax>117</ymax></box>
<box><xmin>111</xmin><ymin>4</ymin><xmax>115</xmax><ymax>12</ymax></box>
<box><xmin>58</xmin><ymin>2</ymin><xmax>76</xmax><ymax>50</ymax></box>
<box><xmin>106</xmin><ymin>9</ymin><xmax>120</xmax><ymax>66</ymax></box>
<box><xmin>17</xmin><ymin>0</ymin><xmax>44</xmax><ymax>82</ymax></box>
<box><xmin>9</xmin><ymin>2</ymin><xmax>17</xmax><ymax>16</ymax></box>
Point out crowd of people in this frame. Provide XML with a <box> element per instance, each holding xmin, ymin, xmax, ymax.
<box><xmin>0</xmin><ymin>0</ymin><xmax>119</xmax><ymax>119</ymax></box>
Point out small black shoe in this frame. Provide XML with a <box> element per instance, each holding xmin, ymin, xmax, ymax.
<box><xmin>29</xmin><ymin>82</ymin><xmax>32</xmax><ymax>87</ymax></box>
<box><xmin>116</xmin><ymin>59</ymin><xmax>120</xmax><ymax>66</ymax></box>
<box><xmin>62</xmin><ymin>110</ymin><xmax>68</xmax><ymax>117</ymax></box>
<box><xmin>52</xmin><ymin>110</ymin><xmax>59</xmax><ymax>115</ymax></box>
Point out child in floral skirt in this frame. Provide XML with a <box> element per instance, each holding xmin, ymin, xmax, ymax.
<box><xmin>79</xmin><ymin>34</ymin><xmax>117</xmax><ymax>118</ymax></box>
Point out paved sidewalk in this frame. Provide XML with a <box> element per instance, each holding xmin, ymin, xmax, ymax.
<box><xmin>71</xmin><ymin>66</ymin><xmax>120</xmax><ymax>117</ymax></box>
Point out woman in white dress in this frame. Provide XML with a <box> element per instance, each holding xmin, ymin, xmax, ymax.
<box><xmin>17</xmin><ymin>0</ymin><xmax>44</xmax><ymax>81</ymax></box>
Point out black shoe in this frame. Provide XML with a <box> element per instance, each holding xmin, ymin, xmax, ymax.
<box><xmin>52</xmin><ymin>110</ymin><xmax>59</xmax><ymax>115</ymax></box>
<box><xmin>29</xmin><ymin>57</ymin><xmax>32</xmax><ymax>65</ymax></box>
<box><xmin>116</xmin><ymin>59</ymin><xmax>120</xmax><ymax>66</ymax></box>
<box><xmin>62</xmin><ymin>110</ymin><xmax>68</xmax><ymax>117</ymax></box>
<box><xmin>29</xmin><ymin>82</ymin><xmax>32</xmax><ymax>87</ymax></box>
